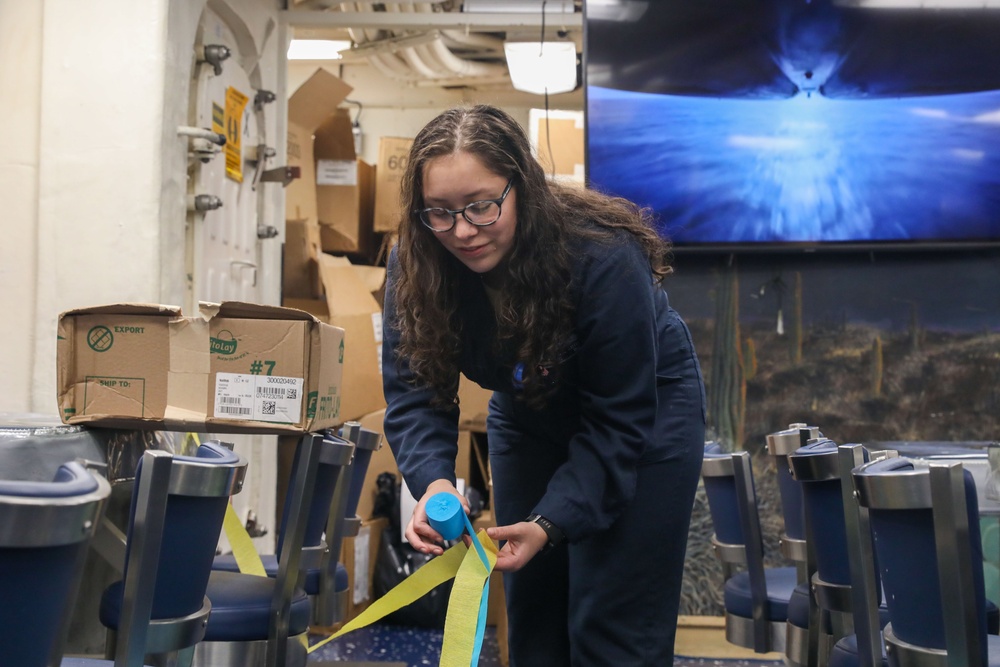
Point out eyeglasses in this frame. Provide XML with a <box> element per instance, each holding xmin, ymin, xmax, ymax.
<box><xmin>417</xmin><ymin>179</ymin><xmax>514</xmax><ymax>232</ymax></box>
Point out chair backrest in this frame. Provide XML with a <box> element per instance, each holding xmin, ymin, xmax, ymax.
<box><xmin>789</xmin><ymin>437</ymin><xmax>853</xmax><ymax>589</ymax></box>
<box><xmin>111</xmin><ymin>442</ymin><xmax>246</xmax><ymax>665</ymax></box>
<box><xmin>340</xmin><ymin>421</ymin><xmax>382</xmax><ymax>523</ymax></box>
<box><xmin>306</xmin><ymin>424</ymin><xmax>380</xmax><ymax>627</ymax></box>
<box><xmin>701</xmin><ymin>445</ymin><xmax>775</xmax><ymax>653</ymax></box>
<box><xmin>0</xmin><ymin>460</ymin><xmax>111</xmax><ymax>667</ymax></box>
<box><xmin>853</xmin><ymin>455</ymin><xmax>988</xmax><ymax>667</ymax></box>
<box><xmin>790</xmin><ymin>439</ymin><xmax>889</xmax><ymax>667</ymax></box>
<box><xmin>702</xmin><ymin>443</ymin><xmax>755</xmax><ymax>555</ymax></box>
<box><xmin>275</xmin><ymin>432</ymin><xmax>354</xmax><ymax>563</ymax></box>
<box><xmin>766</xmin><ymin>423</ymin><xmax>820</xmax><ymax>546</ymax></box>
<box><xmin>0</xmin><ymin>462</ymin><xmax>111</xmax><ymax>667</ymax></box>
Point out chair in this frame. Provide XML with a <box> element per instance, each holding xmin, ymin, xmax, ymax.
<box><xmin>97</xmin><ymin>442</ymin><xmax>248</xmax><ymax>667</ymax></box>
<box><xmin>702</xmin><ymin>443</ymin><xmax>798</xmax><ymax>654</ymax></box>
<box><xmin>194</xmin><ymin>431</ymin><xmax>354</xmax><ymax>667</ymax></box>
<box><xmin>790</xmin><ymin>439</ymin><xmax>888</xmax><ymax>667</ymax></box>
<box><xmin>313</xmin><ymin>421</ymin><xmax>382</xmax><ymax>625</ymax></box>
<box><xmin>765</xmin><ymin>423</ymin><xmax>821</xmax><ymax>666</ymax></box>
<box><xmin>853</xmin><ymin>455</ymin><xmax>1000</xmax><ymax>667</ymax></box>
<box><xmin>766</xmin><ymin>423</ymin><xmax>820</xmax><ymax>575</ymax></box>
<box><xmin>0</xmin><ymin>459</ymin><xmax>112</xmax><ymax>667</ymax></box>
<box><xmin>211</xmin><ymin>431</ymin><xmax>356</xmax><ymax>626</ymax></box>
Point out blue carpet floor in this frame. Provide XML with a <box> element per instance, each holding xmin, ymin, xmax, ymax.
<box><xmin>308</xmin><ymin>623</ymin><xmax>503</xmax><ymax>666</ymax></box>
<box><xmin>307</xmin><ymin>623</ymin><xmax>783</xmax><ymax>666</ymax></box>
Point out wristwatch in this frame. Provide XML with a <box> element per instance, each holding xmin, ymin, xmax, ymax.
<box><xmin>525</xmin><ymin>514</ymin><xmax>565</xmax><ymax>552</ymax></box>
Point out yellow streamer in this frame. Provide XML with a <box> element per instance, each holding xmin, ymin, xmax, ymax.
<box><xmin>223</xmin><ymin>501</ymin><xmax>267</xmax><ymax>577</ymax></box>
<box><xmin>440</xmin><ymin>533</ymin><xmax>496</xmax><ymax>667</ymax></box>
<box><xmin>309</xmin><ymin>530</ymin><xmax>498</xmax><ymax>660</ymax></box>
<box><xmin>191</xmin><ymin>430</ymin><xmax>265</xmax><ymax>579</ymax></box>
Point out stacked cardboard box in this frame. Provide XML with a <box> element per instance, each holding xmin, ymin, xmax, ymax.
<box><xmin>56</xmin><ymin>302</ymin><xmax>345</xmax><ymax>434</ymax></box>
<box><xmin>286</xmin><ymin>68</ymin><xmax>374</xmax><ymax>257</ymax></box>
<box><xmin>372</xmin><ymin>136</ymin><xmax>413</xmax><ymax>235</ymax></box>
<box><xmin>283</xmin><ymin>255</ymin><xmax>385</xmax><ymax>425</ymax></box>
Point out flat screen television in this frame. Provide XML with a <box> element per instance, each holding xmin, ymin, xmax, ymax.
<box><xmin>585</xmin><ymin>1</ymin><xmax>1000</xmax><ymax>252</ymax></box>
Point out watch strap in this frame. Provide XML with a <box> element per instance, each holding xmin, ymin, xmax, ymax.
<box><xmin>526</xmin><ymin>513</ymin><xmax>565</xmax><ymax>551</ymax></box>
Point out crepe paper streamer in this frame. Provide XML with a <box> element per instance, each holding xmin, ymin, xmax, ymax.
<box><xmin>426</xmin><ymin>492</ymin><xmax>490</xmax><ymax>571</ymax></box>
<box><xmin>222</xmin><ymin>502</ymin><xmax>268</xmax><ymax>577</ymax></box>
<box><xmin>309</xmin><ymin>529</ymin><xmax>498</xmax><ymax>667</ymax></box>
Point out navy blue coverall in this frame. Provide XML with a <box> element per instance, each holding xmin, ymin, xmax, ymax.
<box><xmin>382</xmin><ymin>231</ymin><xmax>706</xmax><ymax>666</ymax></box>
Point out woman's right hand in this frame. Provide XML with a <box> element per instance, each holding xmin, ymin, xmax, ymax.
<box><xmin>406</xmin><ymin>479</ymin><xmax>469</xmax><ymax>557</ymax></box>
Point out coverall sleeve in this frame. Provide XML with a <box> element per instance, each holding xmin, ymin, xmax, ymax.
<box><xmin>531</xmin><ymin>240</ymin><xmax>660</xmax><ymax>542</ymax></box>
<box><xmin>381</xmin><ymin>250</ymin><xmax>461</xmax><ymax>499</ymax></box>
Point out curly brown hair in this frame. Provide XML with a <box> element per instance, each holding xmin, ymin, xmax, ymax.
<box><xmin>391</xmin><ymin>104</ymin><xmax>672</xmax><ymax>408</ymax></box>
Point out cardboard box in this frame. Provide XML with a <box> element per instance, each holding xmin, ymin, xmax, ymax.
<box><xmin>286</xmin><ymin>68</ymin><xmax>375</xmax><ymax>255</ymax></box>
<box><xmin>57</xmin><ymin>302</ymin><xmax>345</xmax><ymax>434</ymax></box>
<box><xmin>529</xmin><ymin>109</ymin><xmax>584</xmax><ymax>185</ymax></box>
<box><xmin>458</xmin><ymin>373</ymin><xmax>492</xmax><ymax>430</ymax></box>
<box><xmin>373</xmin><ymin>136</ymin><xmax>413</xmax><ymax>233</ymax></box>
<box><xmin>286</xmin><ymin>68</ymin><xmax>352</xmax><ymax>224</ymax></box>
<box><xmin>283</xmin><ymin>218</ymin><xmax>323</xmax><ymax>299</ymax></box>
<box><xmin>314</xmin><ymin>111</ymin><xmax>375</xmax><ymax>254</ymax></box>
<box><xmin>283</xmin><ymin>255</ymin><xmax>385</xmax><ymax>424</ymax></box>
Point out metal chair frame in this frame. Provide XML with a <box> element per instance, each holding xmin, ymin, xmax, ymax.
<box><xmin>703</xmin><ymin>449</ymin><xmax>790</xmax><ymax>653</ymax></box>
<box><xmin>0</xmin><ymin>460</ymin><xmax>111</xmax><ymax>667</ymax></box>
<box><xmin>766</xmin><ymin>423</ymin><xmax>822</xmax><ymax>667</ymax></box>
<box><xmin>106</xmin><ymin>443</ymin><xmax>247</xmax><ymax>667</ymax></box>
<box><xmin>853</xmin><ymin>455</ymin><xmax>989</xmax><ymax>667</ymax></box>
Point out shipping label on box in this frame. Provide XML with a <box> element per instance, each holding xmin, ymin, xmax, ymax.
<box><xmin>207</xmin><ymin>315</ymin><xmax>310</xmax><ymax>425</ymax></box>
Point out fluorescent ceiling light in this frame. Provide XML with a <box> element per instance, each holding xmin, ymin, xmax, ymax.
<box><xmin>504</xmin><ymin>41</ymin><xmax>577</xmax><ymax>95</ymax></box>
<box><xmin>287</xmin><ymin>39</ymin><xmax>352</xmax><ymax>61</ymax></box>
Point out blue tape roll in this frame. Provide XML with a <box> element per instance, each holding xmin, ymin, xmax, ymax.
<box><xmin>426</xmin><ymin>492</ymin><xmax>466</xmax><ymax>540</ymax></box>
<box><xmin>426</xmin><ymin>492</ymin><xmax>490</xmax><ymax>570</ymax></box>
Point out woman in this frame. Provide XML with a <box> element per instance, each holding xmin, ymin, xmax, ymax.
<box><xmin>381</xmin><ymin>104</ymin><xmax>705</xmax><ymax>666</ymax></box>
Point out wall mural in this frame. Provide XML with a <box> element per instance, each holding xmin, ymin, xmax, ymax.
<box><xmin>669</xmin><ymin>249</ymin><xmax>1000</xmax><ymax>615</ymax></box>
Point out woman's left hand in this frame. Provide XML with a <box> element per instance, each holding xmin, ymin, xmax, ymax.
<box><xmin>485</xmin><ymin>521</ymin><xmax>549</xmax><ymax>572</ymax></box>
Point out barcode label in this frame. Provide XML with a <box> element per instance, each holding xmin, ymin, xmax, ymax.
<box><xmin>214</xmin><ymin>373</ymin><xmax>304</xmax><ymax>423</ymax></box>
<box><xmin>218</xmin><ymin>405</ymin><xmax>252</xmax><ymax>416</ymax></box>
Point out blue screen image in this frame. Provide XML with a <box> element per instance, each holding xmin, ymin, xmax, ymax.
<box><xmin>587</xmin><ymin>85</ymin><xmax>1000</xmax><ymax>247</ymax></box>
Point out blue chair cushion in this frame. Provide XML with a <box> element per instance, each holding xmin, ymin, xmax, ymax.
<box><xmin>202</xmin><ymin>571</ymin><xmax>312</xmax><ymax>642</ymax></box>
<box><xmin>724</xmin><ymin>566</ymin><xmax>798</xmax><ymax>621</ymax></box>
<box><xmin>786</xmin><ymin>582</ymin><xmax>811</xmax><ymax>630</ymax></box>
<box><xmin>211</xmin><ymin>554</ymin><xmax>348</xmax><ymax>596</ymax></box>
<box><xmin>828</xmin><ymin>633</ymin><xmax>888</xmax><ymax>667</ymax></box>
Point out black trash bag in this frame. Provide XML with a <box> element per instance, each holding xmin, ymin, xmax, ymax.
<box><xmin>371</xmin><ymin>472</ymin><xmax>453</xmax><ymax>628</ymax></box>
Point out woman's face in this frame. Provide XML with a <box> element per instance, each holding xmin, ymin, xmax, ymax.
<box><xmin>420</xmin><ymin>151</ymin><xmax>517</xmax><ymax>276</ymax></box>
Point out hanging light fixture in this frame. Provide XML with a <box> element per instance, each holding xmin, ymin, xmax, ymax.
<box><xmin>286</xmin><ymin>39</ymin><xmax>352</xmax><ymax>61</ymax></box>
<box><xmin>503</xmin><ymin>40</ymin><xmax>578</xmax><ymax>95</ymax></box>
